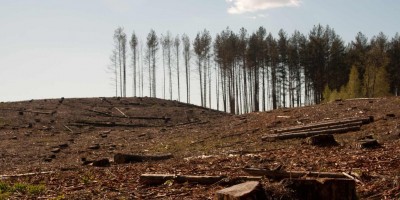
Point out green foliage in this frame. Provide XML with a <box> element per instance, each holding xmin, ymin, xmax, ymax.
<box><xmin>346</xmin><ymin>65</ymin><xmax>362</xmax><ymax>98</ymax></box>
<box><xmin>26</xmin><ymin>184</ymin><xmax>46</xmax><ymax>195</ymax></box>
<box><xmin>52</xmin><ymin>194</ymin><xmax>66</xmax><ymax>200</ymax></box>
<box><xmin>373</xmin><ymin>66</ymin><xmax>390</xmax><ymax>97</ymax></box>
<box><xmin>0</xmin><ymin>182</ymin><xmax>45</xmax><ymax>196</ymax></box>
<box><xmin>322</xmin><ymin>85</ymin><xmax>331</xmax><ymax>103</ymax></box>
<box><xmin>0</xmin><ymin>182</ymin><xmax>10</xmax><ymax>193</ymax></box>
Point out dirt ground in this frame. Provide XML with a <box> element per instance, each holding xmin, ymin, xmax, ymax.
<box><xmin>0</xmin><ymin>97</ymin><xmax>399</xmax><ymax>199</ymax></box>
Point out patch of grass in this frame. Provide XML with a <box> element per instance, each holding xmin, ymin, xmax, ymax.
<box><xmin>52</xmin><ymin>194</ymin><xmax>65</xmax><ymax>200</ymax></box>
<box><xmin>80</xmin><ymin>172</ymin><xmax>96</xmax><ymax>185</ymax></box>
<box><xmin>0</xmin><ymin>193</ymin><xmax>10</xmax><ymax>200</ymax></box>
<box><xmin>0</xmin><ymin>182</ymin><xmax>45</xmax><ymax>196</ymax></box>
<box><xmin>26</xmin><ymin>184</ymin><xmax>46</xmax><ymax>195</ymax></box>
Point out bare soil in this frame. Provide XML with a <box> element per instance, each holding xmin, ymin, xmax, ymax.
<box><xmin>0</xmin><ymin>97</ymin><xmax>399</xmax><ymax>199</ymax></box>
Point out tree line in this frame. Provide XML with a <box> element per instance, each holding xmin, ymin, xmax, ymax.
<box><xmin>109</xmin><ymin>25</ymin><xmax>400</xmax><ymax>114</ymax></box>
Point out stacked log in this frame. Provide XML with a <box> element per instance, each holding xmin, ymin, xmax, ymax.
<box><xmin>262</xmin><ymin>116</ymin><xmax>373</xmax><ymax>141</ymax></box>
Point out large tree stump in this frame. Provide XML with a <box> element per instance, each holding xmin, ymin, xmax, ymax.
<box><xmin>284</xmin><ymin>178</ymin><xmax>357</xmax><ymax>200</ymax></box>
<box><xmin>215</xmin><ymin>181</ymin><xmax>266</xmax><ymax>200</ymax></box>
<box><xmin>306</xmin><ymin>134</ymin><xmax>338</xmax><ymax>146</ymax></box>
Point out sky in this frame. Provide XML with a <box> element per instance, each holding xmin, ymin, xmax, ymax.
<box><xmin>0</xmin><ymin>0</ymin><xmax>399</xmax><ymax>104</ymax></box>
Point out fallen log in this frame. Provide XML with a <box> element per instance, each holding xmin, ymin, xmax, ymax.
<box><xmin>83</xmin><ymin>109</ymin><xmax>169</xmax><ymax>120</ymax></box>
<box><xmin>274</xmin><ymin>116</ymin><xmax>372</xmax><ymax>134</ymax></box>
<box><xmin>139</xmin><ymin>174</ymin><xmax>225</xmax><ymax>185</ymax></box>
<box><xmin>243</xmin><ymin>168</ymin><xmax>349</xmax><ymax>179</ymax></box>
<box><xmin>114</xmin><ymin>107</ymin><xmax>128</xmax><ymax>118</ymax></box>
<box><xmin>139</xmin><ymin>174</ymin><xmax>176</xmax><ymax>185</ymax></box>
<box><xmin>114</xmin><ymin>153</ymin><xmax>173</xmax><ymax>164</ymax></box>
<box><xmin>0</xmin><ymin>108</ymin><xmax>56</xmax><ymax>115</ymax></box>
<box><xmin>262</xmin><ymin>126</ymin><xmax>361</xmax><ymax>141</ymax></box>
<box><xmin>176</xmin><ymin>175</ymin><xmax>225</xmax><ymax>184</ymax></box>
<box><xmin>84</xmin><ymin>109</ymin><xmax>113</xmax><ymax>117</ymax></box>
<box><xmin>64</xmin><ymin>125</ymin><xmax>74</xmax><ymax>133</ymax></box>
<box><xmin>277</xmin><ymin>121</ymin><xmax>363</xmax><ymax>135</ymax></box>
<box><xmin>216</xmin><ymin>181</ymin><xmax>266</xmax><ymax>200</ymax></box>
<box><xmin>0</xmin><ymin>171</ymin><xmax>54</xmax><ymax>179</ymax></box>
<box><xmin>70</xmin><ymin>120</ymin><xmax>156</xmax><ymax>128</ymax></box>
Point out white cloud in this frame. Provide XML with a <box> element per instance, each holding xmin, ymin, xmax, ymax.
<box><xmin>226</xmin><ymin>0</ymin><xmax>301</xmax><ymax>14</ymax></box>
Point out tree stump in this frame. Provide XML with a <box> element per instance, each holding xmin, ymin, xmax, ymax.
<box><xmin>215</xmin><ymin>181</ymin><xmax>266</xmax><ymax>200</ymax></box>
<box><xmin>92</xmin><ymin>158</ymin><xmax>110</xmax><ymax>167</ymax></box>
<box><xmin>284</xmin><ymin>178</ymin><xmax>357</xmax><ymax>200</ymax></box>
<box><xmin>306</xmin><ymin>134</ymin><xmax>338</xmax><ymax>146</ymax></box>
<box><xmin>358</xmin><ymin>139</ymin><xmax>381</xmax><ymax>149</ymax></box>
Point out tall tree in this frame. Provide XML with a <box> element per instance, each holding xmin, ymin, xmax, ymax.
<box><xmin>363</xmin><ymin>33</ymin><xmax>389</xmax><ymax>97</ymax></box>
<box><xmin>388</xmin><ymin>33</ymin><xmax>400</xmax><ymax>95</ymax></box>
<box><xmin>130</xmin><ymin>32</ymin><xmax>138</xmax><ymax>97</ymax></box>
<box><xmin>277</xmin><ymin>29</ymin><xmax>288</xmax><ymax>108</ymax></box>
<box><xmin>193</xmin><ymin>29</ymin><xmax>212</xmax><ymax>107</ymax></box>
<box><xmin>113</xmin><ymin>27</ymin><xmax>127</xmax><ymax>97</ymax></box>
<box><xmin>174</xmin><ymin>35</ymin><xmax>181</xmax><ymax>101</ymax></box>
<box><xmin>182</xmin><ymin>34</ymin><xmax>191</xmax><ymax>103</ymax></box>
<box><xmin>146</xmin><ymin>29</ymin><xmax>159</xmax><ymax>97</ymax></box>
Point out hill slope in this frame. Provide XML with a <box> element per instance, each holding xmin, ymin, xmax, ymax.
<box><xmin>0</xmin><ymin>97</ymin><xmax>399</xmax><ymax>199</ymax></box>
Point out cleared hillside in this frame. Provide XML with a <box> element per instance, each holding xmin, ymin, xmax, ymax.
<box><xmin>0</xmin><ymin>97</ymin><xmax>399</xmax><ymax>199</ymax></box>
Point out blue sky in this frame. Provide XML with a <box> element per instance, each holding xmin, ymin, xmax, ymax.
<box><xmin>0</xmin><ymin>0</ymin><xmax>399</xmax><ymax>103</ymax></box>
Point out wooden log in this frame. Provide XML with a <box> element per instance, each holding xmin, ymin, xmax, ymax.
<box><xmin>0</xmin><ymin>171</ymin><xmax>54</xmax><ymax>179</ymax></box>
<box><xmin>114</xmin><ymin>153</ymin><xmax>173</xmax><ymax>164</ymax></box>
<box><xmin>278</xmin><ymin>121</ymin><xmax>363</xmax><ymax>135</ymax></box>
<box><xmin>64</xmin><ymin>125</ymin><xmax>74</xmax><ymax>133</ymax></box>
<box><xmin>84</xmin><ymin>109</ymin><xmax>113</xmax><ymax>117</ymax></box>
<box><xmin>139</xmin><ymin>174</ymin><xmax>224</xmax><ymax>185</ymax></box>
<box><xmin>114</xmin><ymin>107</ymin><xmax>128</xmax><ymax>118</ymax></box>
<box><xmin>81</xmin><ymin>110</ymin><xmax>170</xmax><ymax>120</ymax></box>
<box><xmin>243</xmin><ymin>168</ymin><xmax>348</xmax><ymax>179</ymax></box>
<box><xmin>274</xmin><ymin>116</ymin><xmax>372</xmax><ymax>134</ymax></box>
<box><xmin>285</xmin><ymin>178</ymin><xmax>357</xmax><ymax>200</ymax></box>
<box><xmin>70</xmin><ymin>120</ymin><xmax>155</xmax><ymax>128</ymax></box>
<box><xmin>139</xmin><ymin>174</ymin><xmax>176</xmax><ymax>185</ymax></box>
<box><xmin>262</xmin><ymin>126</ymin><xmax>360</xmax><ymax>141</ymax></box>
<box><xmin>176</xmin><ymin>175</ymin><xmax>225</xmax><ymax>184</ymax></box>
<box><xmin>215</xmin><ymin>181</ymin><xmax>266</xmax><ymax>200</ymax></box>
<box><xmin>306</xmin><ymin>134</ymin><xmax>339</xmax><ymax>146</ymax></box>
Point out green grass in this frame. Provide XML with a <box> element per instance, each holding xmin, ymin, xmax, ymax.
<box><xmin>0</xmin><ymin>181</ymin><xmax>45</xmax><ymax>196</ymax></box>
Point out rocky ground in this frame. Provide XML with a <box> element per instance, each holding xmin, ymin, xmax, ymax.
<box><xmin>0</xmin><ymin>97</ymin><xmax>399</xmax><ymax>199</ymax></box>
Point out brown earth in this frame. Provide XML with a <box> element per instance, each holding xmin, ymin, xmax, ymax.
<box><xmin>0</xmin><ymin>97</ymin><xmax>399</xmax><ymax>199</ymax></box>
